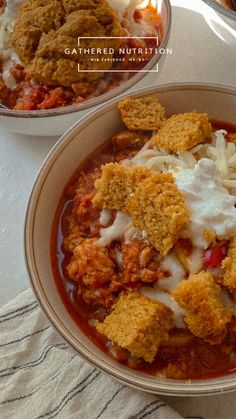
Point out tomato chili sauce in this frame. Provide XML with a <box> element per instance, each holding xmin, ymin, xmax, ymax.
<box><xmin>0</xmin><ymin>3</ymin><xmax>163</xmax><ymax>110</ymax></box>
<box><xmin>51</xmin><ymin>121</ymin><xmax>236</xmax><ymax>380</ymax></box>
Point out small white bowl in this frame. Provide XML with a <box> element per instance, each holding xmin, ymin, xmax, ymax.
<box><xmin>25</xmin><ymin>83</ymin><xmax>236</xmax><ymax>396</ymax></box>
<box><xmin>0</xmin><ymin>0</ymin><xmax>171</xmax><ymax>136</ymax></box>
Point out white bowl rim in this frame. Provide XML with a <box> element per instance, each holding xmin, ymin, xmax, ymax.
<box><xmin>0</xmin><ymin>0</ymin><xmax>171</xmax><ymax>119</ymax></box>
<box><xmin>25</xmin><ymin>82</ymin><xmax>236</xmax><ymax>396</ymax></box>
<box><xmin>202</xmin><ymin>0</ymin><xmax>236</xmax><ymax>20</ymax></box>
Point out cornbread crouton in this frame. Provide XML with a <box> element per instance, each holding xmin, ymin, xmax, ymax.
<box><xmin>172</xmin><ymin>272</ymin><xmax>232</xmax><ymax>344</ymax></box>
<box><xmin>127</xmin><ymin>173</ymin><xmax>190</xmax><ymax>256</ymax></box>
<box><xmin>96</xmin><ymin>292</ymin><xmax>173</xmax><ymax>362</ymax></box>
<box><xmin>152</xmin><ymin>112</ymin><xmax>212</xmax><ymax>153</ymax></box>
<box><xmin>67</xmin><ymin>238</ymin><xmax>115</xmax><ymax>286</ymax></box>
<box><xmin>92</xmin><ymin>163</ymin><xmax>151</xmax><ymax>210</ymax></box>
<box><xmin>62</xmin><ymin>0</ymin><xmax>121</xmax><ymax>26</ymax></box>
<box><xmin>118</xmin><ymin>96</ymin><xmax>166</xmax><ymax>131</ymax></box>
<box><xmin>12</xmin><ymin>0</ymin><xmax>123</xmax><ymax>86</ymax></box>
<box><xmin>222</xmin><ymin>237</ymin><xmax>236</xmax><ymax>291</ymax></box>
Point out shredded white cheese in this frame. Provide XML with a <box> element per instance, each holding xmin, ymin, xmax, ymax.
<box><xmin>202</xmin><ymin>130</ymin><xmax>236</xmax><ymax>193</ymax></box>
<box><xmin>130</xmin><ymin>144</ymin><xmax>198</xmax><ymax>172</ymax></box>
<box><xmin>131</xmin><ymin>130</ymin><xmax>236</xmax><ymax>195</ymax></box>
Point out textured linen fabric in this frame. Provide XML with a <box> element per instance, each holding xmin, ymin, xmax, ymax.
<box><xmin>0</xmin><ymin>288</ymin><xmax>214</xmax><ymax>419</ymax></box>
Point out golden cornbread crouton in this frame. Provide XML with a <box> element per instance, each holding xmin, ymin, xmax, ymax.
<box><xmin>92</xmin><ymin>163</ymin><xmax>130</xmax><ymax>210</ymax></box>
<box><xmin>127</xmin><ymin>173</ymin><xmax>190</xmax><ymax>256</ymax></box>
<box><xmin>222</xmin><ymin>237</ymin><xmax>236</xmax><ymax>291</ymax></box>
<box><xmin>63</xmin><ymin>0</ymin><xmax>121</xmax><ymax>27</ymax></box>
<box><xmin>152</xmin><ymin>112</ymin><xmax>212</xmax><ymax>153</ymax></box>
<box><xmin>96</xmin><ymin>292</ymin><xmax>173</xmax><ymax>362</ymax></box>
<box><xmin>67</xmin><ymin>238</ymin><xmax>115</xmax><ymax>286</ymax></box>
<box><xmin>172</xmin><ymin>272</ymin><xmax>233</xmax><ymax>344</ymax></box>
<box><xmin>118</xmin><ymin>96</ymin><xmax>166</xmax><ymax>131</ymax></box>
<box><xmin>92</xmin><ymin>163</ymin><xmax>151</xmax><ymax>210</ymax></box>
<box><xmin>11</xmin><ymin>0</ymin><xmax>64</xmax><ymax>64</ymax></box>
<box><xmin>11</xmin><ymin>0</ymin><xmax>123</xmax><ymax>86</ymax></box>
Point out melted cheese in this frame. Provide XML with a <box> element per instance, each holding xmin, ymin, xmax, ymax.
<box><xmin>99</xmin><ymin>209</ymin><xmax>112</xmax><ymax>226</ymax></box>
<box><xmin>158</xmin><ymin>252</ymin><xmax>185</xmax><ymax>292</ymax></box>
<box><xmin>96</xmin><ymin>212</ymin><xmax>132</xmax><ymax>246</ymax></box>
<box><xmin>114</xmin><ymin>249</ymin><xmax>123</xmax><ymax>266</ymax></box>
<box><xmin>205</xmin><ymin>130</ymin><xmax>236</xmax><ymax>190</ymax></box>
<box><xmin>187</xmin><ymin>247</ymin><xmax>203</xmax><ymax>274</ymax></box>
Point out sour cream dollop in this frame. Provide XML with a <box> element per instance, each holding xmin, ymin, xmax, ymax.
<box><xmin>174</xmin><ymin>158</ymin><xmax>236</xmax><ymax>248</ymax></box>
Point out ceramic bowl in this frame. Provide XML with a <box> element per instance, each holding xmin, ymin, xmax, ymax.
<box><xmin>25</xmin><ymin>83</ymin><xmax>236</xmax><ymax>396</ymax></box>
<box><xmin>0</xmin><ymin>0</ymin><xmax>171</xmax><ymax>136</ymax></box>
<box><xmin>202</xmin><ymin>0</ymin><xmax>236</xmax><ymax>22</ymax></box>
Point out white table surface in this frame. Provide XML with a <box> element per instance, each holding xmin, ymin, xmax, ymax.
<box><xmin>1</xmin><ymin>0</ymin><xmax>236</xmax><ymax>307</ymax></box>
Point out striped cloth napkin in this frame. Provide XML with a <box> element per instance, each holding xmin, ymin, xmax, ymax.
<box><xmin>0</xmin><ymin>288</ymin><xmax>230</xmax><ymax>419</ymax></box>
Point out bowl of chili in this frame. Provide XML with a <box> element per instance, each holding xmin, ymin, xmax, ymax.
<box><xmin>25</xmin><ymin>82</ymin><xmax>236</xmax><ymax>395</ymax></box>
<box><xmin>0</xmin><ymin>0</ymin><xmax>171</xmax><ymax>136</ymax></box>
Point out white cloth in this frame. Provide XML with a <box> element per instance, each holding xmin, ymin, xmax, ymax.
<box><xmin>0</xmin><ymin>289</ymin><xmax>234</xmax><ymax>419</ymax></box>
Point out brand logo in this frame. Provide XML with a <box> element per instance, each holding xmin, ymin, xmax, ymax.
<box><xmin>64</xmin><ymin>37</ymin><xmax>172</xmax><ymax>73</ymax></box>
